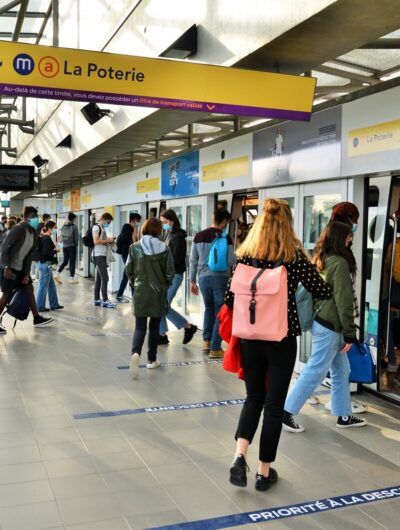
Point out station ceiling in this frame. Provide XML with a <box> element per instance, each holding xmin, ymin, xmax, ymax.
<box><xmin>1</xmin><ymin>0</ymin><xmax>400</xmax><ymax>197</ymax></box>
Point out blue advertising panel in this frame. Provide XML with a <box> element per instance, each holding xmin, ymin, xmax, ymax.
<box><xmin>161</xmin><ymin>151</ymin><xmax>199</xmax><ymax>197</ymax></box>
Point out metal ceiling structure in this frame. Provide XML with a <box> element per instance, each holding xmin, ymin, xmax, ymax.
<box><xmin>2</xmin><ymin>0</ymin><xmax>400</xmax><ymax>198</ymax></box>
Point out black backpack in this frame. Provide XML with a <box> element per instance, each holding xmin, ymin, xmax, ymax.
<box><xmin>1</xmin><ymin>289</ymin><xmax>31</xmax><ymax>329</ymax></box>
<box><xmin>82</xmin><ymin>223</ymin><xmax>100</xmax><ymax>248</ymax></box>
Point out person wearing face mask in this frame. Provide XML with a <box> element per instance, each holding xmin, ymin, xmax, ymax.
<box><xmin>36</xmin><ymin>221</ymin><xmax>64</xmax><ymax>312</ymax></box>
<box><xmin>115</xmin><ymin>212</ymin><xmax>141</xmax><ymax>302</ymax></box>
<box><xmin>92</xmin><ymin>212</ymin><xmax>117</xmax><ymax>308</ymax></box>
<box><xmin>0</xmin><ymin>206</ymin><xmax>53</xmax><ymax>333</ymax></box>
<box><xmin>189</xmin><ymin>209</ymin><xmax>234</xmax><ymax>358</ymax></box>
<box><xmin>283</xmin><ymin>221</ymin><xmax>367</xmax><ymax>433</ymax></box>
<box><xmin>158</xmin><ymin>209</ymin><xmax>197</xmax><ymax>345</ymax></box>
<box><xmin>55</xmin><ymin>212</ymin><xmax>80</xmax><ymax>285</ymax></box>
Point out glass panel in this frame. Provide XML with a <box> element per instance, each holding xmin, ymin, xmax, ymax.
<box><xmin>303</xmin><ymin>194</ymin><xmax>341</xmax><ymax>252</ymax></box>
<box><xmin>300</xmin><ymin>192</ymin><xmax>342</xmax><ymax>365</ymax></box>
<box><xmin>185</xmin><ymin>204</ymin><xmax>202</xmax><ymax>315</ymax></box>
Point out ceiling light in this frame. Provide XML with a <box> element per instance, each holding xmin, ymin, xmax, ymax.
<box><xmin>32</xmin><ymin>155</ymin><xmax>49</xmax><ymax>168</ymax></box>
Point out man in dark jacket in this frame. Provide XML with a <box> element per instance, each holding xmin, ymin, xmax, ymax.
<box><xmin>116</xmin><ymin>212</ymin><xmax>141</xmax><ymax>302</ymax></box>
<box><xmin>0</xmin><ymin>206</ymin><xmax>53</xmax><ymax>334</ymax></box>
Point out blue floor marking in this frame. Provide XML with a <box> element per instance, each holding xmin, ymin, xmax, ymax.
<box><xmin>145</xmin><ymin>485</ymin><xmax>400</xmax><ymax>530</ymax></box>
<box><xmin>73</xmin><ymin>398</ymin><xmax>245</xmax><ymax>420</ymax></box>
<box><xmin>117</xmin><ymin>359</ymin><xmax>223</xmax><ymax>369</ymax></box>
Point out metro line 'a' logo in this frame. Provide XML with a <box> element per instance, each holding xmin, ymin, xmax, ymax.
<box><xmin>13</xmin><ymin>53</ymin><xmax>34</xmax><ymax>75</ymax></box>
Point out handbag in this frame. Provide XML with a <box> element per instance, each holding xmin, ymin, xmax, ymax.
<box><xmin>347</xmin><ymin>342</ymin><xmax>376</xmax><ymax>384</ymax></box>
<box><xmin>106</xmin><ymin>244</ymin><xmax>116</xmax><ymax>264</ymax></box>
<box><xmin>230</xmin><ymin>261</ymin><xmax>288</xmax><ymax>341</ymax></box>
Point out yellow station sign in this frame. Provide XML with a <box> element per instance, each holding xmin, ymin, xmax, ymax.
<box><xmin>0</xmin><ymin>41</ymin><xmax>316</xmax><ymax>120</ymax></box>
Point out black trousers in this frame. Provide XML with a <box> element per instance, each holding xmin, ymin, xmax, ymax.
<box><xmin>235</xmin><ymin>336</ymin><xmax>297</xmax><ymax>463</ymax></box>
<box><xmin>58</xmin><ymin>246</ymin><xmax>77</xmax><ymax>277</ymax></box>
<box><xmin>132</xmin><ymin>317</ymin><xmax>161</xmax><ymax>362</ymax></box>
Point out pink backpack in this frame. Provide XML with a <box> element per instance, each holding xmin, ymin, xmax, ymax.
<box><xmin>230</xmin><ymin>262</ymin><xmax>288</xmax><ymax>341</ymax></box>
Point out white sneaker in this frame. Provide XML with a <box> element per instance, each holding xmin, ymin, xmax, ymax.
<box><xmin>68</xmin><ymin>278</ymin><xmax>78</xmax><ymax>284</ymax></box>
<box><xmin>129</xmin><ymin>353</ymin><xmax>140</xmax><ymax>379</ymax></box>
<box><xmin>306</xmin><ymin>396</ymin><xmax>320</xmax><ymax>405</ymax></box>
<box><xmin>146</xmin><ymin>360</ymin><xmax>161</xmax><ymax>369</ymax></box>
<box><xmin>325</xmin><ymin>399</ymin><xmax>368</xmax><ymax>414</ymax></box>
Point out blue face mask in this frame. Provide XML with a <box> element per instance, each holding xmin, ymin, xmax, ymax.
<box><xmin>352</xmin><ymin>223</ymin><xmax>358</xmax><ymax>233</ymax></box>
<box><xmin>163</xmin><ymin>223</ymin><xmax>172</xmax><ymax>231</ymax></box>
<box><xmin>103</xmin><ymin>223</ymin><xmax>110</xmax><ymax>229</ymax></box>
<box><xmin>28</xmin><ymin>217</ymin><xmax>39</xmax><ymax>229</ymax></box>
<box><xmin>52</xmin><ymin>229</ymin><xmax>57</xmax><ymax>236</ymax></box>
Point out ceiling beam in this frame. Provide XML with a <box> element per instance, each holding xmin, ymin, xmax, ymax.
<box><xmin>361</xmin><ymin>38</ymin><xmax>400</xmax><ymax>49</ymax></box>
<box><xmin>12</xmin><ymin>0</ymin><xmax>29</xmax><ymax>41</ymax></box>
<box><xmin>314</xmin><ymin>65</ymin><xmax>379</xmax><ymax>84</ymax></box>
<box><xmin>0</xmin><ymin>0</ymin><xmax>21</xmax><ymax>16</ymax></box>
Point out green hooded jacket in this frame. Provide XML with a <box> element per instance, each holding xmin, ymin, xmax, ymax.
<box><xmin>314</xmin><ymin>255</ymin><xmax>357</xmax><ymax>343</ymax></box>
<box><xmin>125</xmin><ymin>238</ymin><xmax>175</xmax><ymax>318</ymax></box>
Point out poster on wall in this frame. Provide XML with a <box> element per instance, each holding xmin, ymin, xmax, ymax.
<box><xmin>161</xmin><ymin>151</ymin><xmax>199</xmax><ymax>198</ymax></box>
<box><xmin>252</xmin><ymin>107</ymin><xmax>341</xmax><ymax>187</ymax></box>
<box><xmin>341</xmin><ymin>86</ymin><xmax>400</xmax><ymax>176</ymax></box>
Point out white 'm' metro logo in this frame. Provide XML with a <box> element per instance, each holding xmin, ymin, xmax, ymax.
<box><xmin>13</xmin><ymin>53</ymin><xmax>35</xmax><ymax>75</ymax></box>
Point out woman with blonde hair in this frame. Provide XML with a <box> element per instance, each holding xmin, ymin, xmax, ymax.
<box><xmin>225</xmin><ymin>198</ymin><xmax>331</xmax><ymax>492</ymax></box>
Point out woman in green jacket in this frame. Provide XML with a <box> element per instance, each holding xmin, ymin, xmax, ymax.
<box><xmin>125</xmin><ymin>218</ymin><xmax>175</xmax><ymax>378</ymax></box>
<box><xmin>283</xmin><ymin>221</ymin><xmax>368</xmax><ymax>431</ymax></box>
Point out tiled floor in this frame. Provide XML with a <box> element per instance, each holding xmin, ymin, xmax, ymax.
<box><xmin>0</xmin><ymin>277</ymin><xmax>399</xmax><ymax>530</ymax></box>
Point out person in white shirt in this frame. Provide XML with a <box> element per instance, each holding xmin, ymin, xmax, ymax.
<box><xmin>92</xmin><ymin>212</ymin><xmax>116</xmax><ymax>308</ymax></box>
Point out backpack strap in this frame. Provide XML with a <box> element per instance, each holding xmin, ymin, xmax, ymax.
<box><xmin>249</xmin><ymin>268</ymin><xmax>266</xmax><ymax>325</ymax></box>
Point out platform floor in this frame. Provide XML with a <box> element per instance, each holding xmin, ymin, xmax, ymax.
<box><xmin>0</xmin><ymin>277</ymin><xmax>399</xmax><ymax>530</ymax></box>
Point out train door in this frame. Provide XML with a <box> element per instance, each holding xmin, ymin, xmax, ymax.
<box><xmin>298</xmin><ymin>180</ymin><xmax>348</xmax><ymax>371</ymax></box>
<box><xmin>229</xmin><ymin>192</ymin><xmax>259</xmax><ymax>251</ymax></box>
<box><xmin>259</xmin><ymin>185</ymin><xmax>300</xmax><ymax>233</ymax></box>
<box><xmin>364</xmin><ymin>175</ymin><xmax>400</xmax><ymax>401</ymax></box>
<box><xmin>166</xmin><ymin>196</ymin><xmax>208</xmax><ymax>328</ymax></box>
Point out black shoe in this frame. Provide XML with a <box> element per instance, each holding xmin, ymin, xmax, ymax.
<box><xmin>51</xmin><ymin>305</ymin><xmax>64</xmax><ymax>310</ymax></box>
<box><xmin>255</xmin><ymin>468</ymin><xmax>278</xmax><ymax>491</ymax></box>
<box><xmin>0</xmin><ymin>325</ymin><xmax>6</xmax><ymax>335</ymax></box>
<box><xmin>37</xmin><ymin>307</ymin><xmax>50</xmax><ymax>312</ymax></box>
<box><xmin>229</xmin><ymin>454</ymin><xmax>249</xmax><ymax>487</ymax></box>
<box><xmin>34</xmin><ymin>315</ymin><xmax>54</xmax><ymax>327</ymax></box>
<box><xmin>282</xmin><ymin>411</ymin><xmax>305</xmax><ymax>433</ymax></box>
<box><xmin>158</xmin><ymin>335</ymin><xmax>169</xmax><ymax>345</ymax></box>
<box><xmin>336</xmin><ymin>415</ymin><xmax>368</xmax><ymax>429</ymax></box>
<box><xmin>183</xmin><ymin>325</ymin><xmax>198</xmax><ymax>345</ymax></box>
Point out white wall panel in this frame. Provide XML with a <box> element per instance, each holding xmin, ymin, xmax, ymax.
<box><xmin>199</xmin><ymin>134</ymin><xmax>252</xmax><ymax>194</ymax></box>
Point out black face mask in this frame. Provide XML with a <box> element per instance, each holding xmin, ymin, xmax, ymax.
<box><xmin>347</xmin><ymin>241</ymin><xmax>353</xmax><ymax>249</ymax></box>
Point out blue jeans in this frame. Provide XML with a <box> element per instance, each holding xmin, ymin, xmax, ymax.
<box><xmin>199</xmin><ymin>274</ymin><xmax>228</xmax><ymax>351</ymax></box>
<box><xmin>285</xmin><ymin>321</ymin><xmax>352</xmax><ymax>417</ymax></box>
<box><xmin>36</xmin><ymin>262</ymin><xmax>59</xmax><ymax>310</ymax></box>
<box><xmin>160</xmin><ymin>273</ymin><xmax>188</xmax><ymax>334</ymax></box>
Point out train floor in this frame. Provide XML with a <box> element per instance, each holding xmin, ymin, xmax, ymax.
<box><xmin>0</xmin><ymin>276</ymin><xmax>399</xmax><ymax>530</ymax></box>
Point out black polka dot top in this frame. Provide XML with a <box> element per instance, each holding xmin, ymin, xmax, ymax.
<box><xmin>224</xmin><ymin>252</ymin><xmax>332</xmax><ymax>337</ymax></box>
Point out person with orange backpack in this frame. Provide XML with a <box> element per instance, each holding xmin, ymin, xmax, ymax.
<box><xmin>224</xmin><ymin>199</ymin><xmax>331</xmax><ymax>492</ymax></box>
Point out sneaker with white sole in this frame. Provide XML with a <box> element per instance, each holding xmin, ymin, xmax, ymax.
<box><xmin>68</xmin><ymin>278</ymin><xmax>78</xmax><ymax>284</ymax></box>
<box><xmin>146</xmin><ymin>360</ymin><xmax>161</xmax><ymax>369</ymax></box>
<box><xmin>306</xmin><ymin>396</ymin><xmax>320</xmax><ymax>405</ymax></box>
<box><xmin>93</xmin><ymin>299</ymin><xmax>102</xmax><ymax>306</ymax></box>
<box><xmin>129</xmin><ymin>353</ymin><xmax>140</xmax><ymax>379</ymax></box>
<box><xmin>282</xmin><ymin>411</ymin><xmax>305</xmax><ymax>433</ymax></box>
<box><xmin>102</xmin><ymin>300</ymin><xmax>117</xmax><ymax>308</ymax></box>
<box><xmin>325</xmin><ymin>399</ymin><xmax>368</xmax><ymax>414</ymax></box>
<box><xmin>336</xmin><ymin>415</ymin><xmax>368</xmax><ymax>429</ymax></box>
<box><xmin>33</xmin><ymin>315</ymin><xmax>54</xmax><ymax>327</ymax></box>
<box><xmin>116</xmin><ymin>296</ymin><xmax>129</xmax><ymax>303</ymax></box>
<box><xmin>386</xmin><ymin>363</ymin><xmax>399</xmax><ymax>373</ymax></box>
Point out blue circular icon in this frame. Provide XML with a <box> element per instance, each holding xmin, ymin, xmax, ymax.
<box><xmin>13</xmin><ymin>53</ymin><xmax>35</xmax><ymax>75</ymax></box>
<box><xmin>353</xmin><ymin>137</ymin><xmax>359</xmax><ymax>148</ymax></box>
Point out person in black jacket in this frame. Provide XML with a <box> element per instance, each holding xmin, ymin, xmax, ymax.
<box><xmin>116</xmin><ymin>212</ymin><xmax>141</xmax><ymax>302</ymax></box>
<box><xmin>0</xmin><ymin>206</ymin><xmax>53</xmax><ymax>333</ymax></box>
<box><xmin>159</xmin><ymin>209</ymin><xmax>197</xmax><ymax>345</ymax></box>
<box><xmin>36</xmin><ymin>221</ymin><xmax>64</xmax><ymax>312</ymax></box>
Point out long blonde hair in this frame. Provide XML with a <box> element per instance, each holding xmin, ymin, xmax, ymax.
<box><xmin>236</xmin><ymin>198</ymin><xmax>304</xmax><ymax>262</ymax></box>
